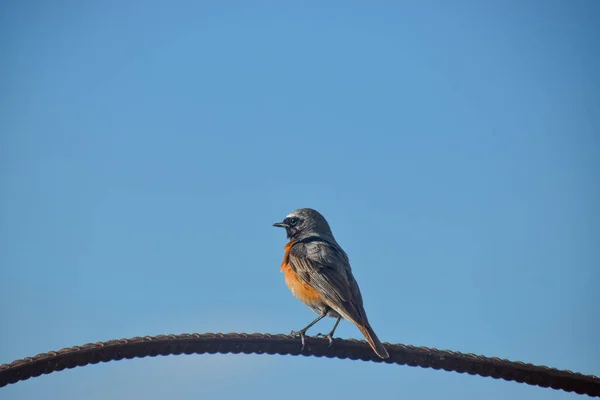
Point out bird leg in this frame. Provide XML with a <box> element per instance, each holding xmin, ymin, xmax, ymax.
<box><xmin>316</xmin><ymin>316</ymin><xmax>341</xmax><ymax>347</ymax></box>
<box><xmin>290</xmin><ymin>313</ymin><xmax>327</xmax><ymax>351</ymax></box>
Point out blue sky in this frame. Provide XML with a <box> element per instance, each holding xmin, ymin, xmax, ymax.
<box><xmin>1</xmin><ymin>1</ymin><xmax>598</xmax><ymax>399</ymax></box>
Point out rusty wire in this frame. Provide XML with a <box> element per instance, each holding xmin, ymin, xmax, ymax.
<box><xmin>1</xmin><ymin>333</ymin><xmax>599</xmax><ymax>397</ymax></box>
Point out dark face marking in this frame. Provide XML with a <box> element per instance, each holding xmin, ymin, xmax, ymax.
<box><xmin>283</xmin><ymin>216</ymin><xmax>302</xmax><ymax>239</ymax></box>
<box><xmin>286</xmin><ymin>217</ymin><xmax>299</xmax><ymax>227</ymax></box>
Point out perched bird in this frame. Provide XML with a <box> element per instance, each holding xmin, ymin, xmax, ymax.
<box><xmin>273</xmin><ymin>208</ymin><xmax>389</xmax><ymax>359</ymax></box>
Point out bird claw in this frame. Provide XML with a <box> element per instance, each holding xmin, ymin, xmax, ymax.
<box><xmin>316</xmin><ymin>333</ymin><xmax>334</xmax><ymax>347</ymax></box>
<box><xmin>290</xmin><ymin>330</ymin><xmax>307</xmax><ymax>351</ymax></box>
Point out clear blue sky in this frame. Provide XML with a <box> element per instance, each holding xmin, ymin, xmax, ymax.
<box><xmin>1</xmin><ymin>1</ymin><xmax>598</xmax><ymax>399</ymax></box>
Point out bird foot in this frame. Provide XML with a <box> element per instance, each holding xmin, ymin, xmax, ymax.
<box><xmin>316</xmin><ymin>333</ymin><xmax>335</xmax><ymax>347</ymax></box>
<box><xmin>290</xmin><ymin>330</ymin><xmax>307</xmax><ymax>351</ymax></box>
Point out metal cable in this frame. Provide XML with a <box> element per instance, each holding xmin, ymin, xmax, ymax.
<box><xmin>1</xmin><ymin>333</ymin><xmax>599</xmax><ymax>397</ymax></box>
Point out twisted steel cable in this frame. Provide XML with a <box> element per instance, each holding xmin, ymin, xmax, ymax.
<box><xmin>1</xmin><ymin>333</ymin><xmax>599</xmax><ymax>397</ymax></box>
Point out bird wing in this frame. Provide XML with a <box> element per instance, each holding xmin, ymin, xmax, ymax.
<box><xmin>288</xmin><ymin>238</ymin><xmax>367</xmax><ymax>325</ymax></box>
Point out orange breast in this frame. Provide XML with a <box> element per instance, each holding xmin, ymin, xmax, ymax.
<box><xmin>281</xmin><ymin>242</ymin><xmax>323</xmax><ymax>305</ymax></box>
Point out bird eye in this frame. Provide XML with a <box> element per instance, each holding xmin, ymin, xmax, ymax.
<box><xmin>288</xmin><ymin>217</ymin><xmax>299</xmax><ymax>226</ymax></box>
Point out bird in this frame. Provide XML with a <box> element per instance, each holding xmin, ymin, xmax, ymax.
<box><xmin>273</xmin><ymin>208</ymin><xmax>389</xmax><ymax>359</ymax></box>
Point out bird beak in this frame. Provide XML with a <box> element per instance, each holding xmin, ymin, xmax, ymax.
<box><xmin>273</xmin><ymin>222</ymin><xmax>288</xmax><ymax>228</ymax></box>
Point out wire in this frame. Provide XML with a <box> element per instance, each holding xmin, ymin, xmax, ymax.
<box><xmin>1</xmin><ymin>333</ymin><xmax>598</xmax><ymax>397</ymax></box>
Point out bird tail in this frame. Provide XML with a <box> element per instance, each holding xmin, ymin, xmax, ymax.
<box><xmin>356</xmin><ymin>323</ymin><xmax>389</xmax><ymax>359</ymax></box>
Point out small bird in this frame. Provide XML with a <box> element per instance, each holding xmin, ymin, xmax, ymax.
<box><xmin>273</xmin><ymin>208</ymin><xmax>389</xmax><ymax>359</ymax></box>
